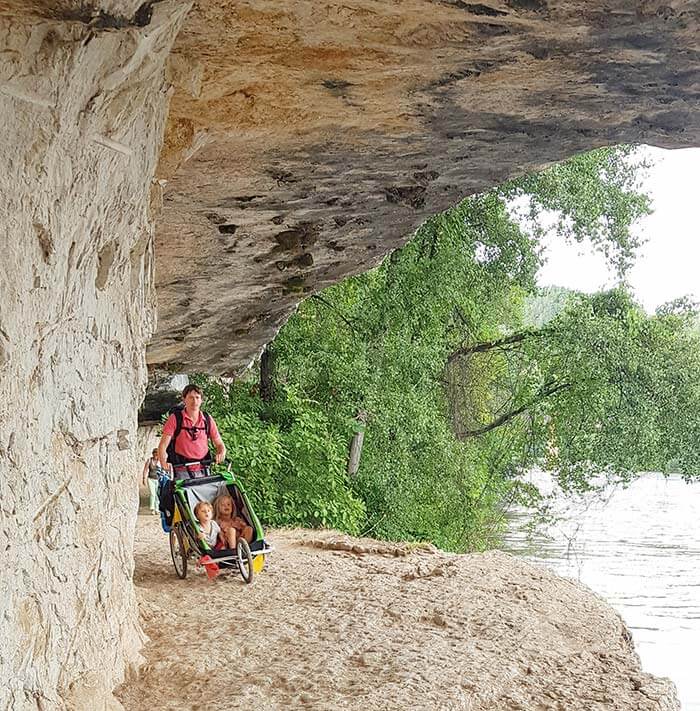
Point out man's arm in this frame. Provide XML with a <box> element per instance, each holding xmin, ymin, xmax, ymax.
<box><xmin>213</xmin><ymin>437</ymin><xmax>226</xmax><ymax>464</ymax></box>
<box><xmin>141</xmin><ymin>460</ymin><xmax>149</xmax><ymax>485</ymax></box>
<box><xmin>157</xmin><ymin>434</ymin><xmax>171</xmax><ymax>471</ymax></box>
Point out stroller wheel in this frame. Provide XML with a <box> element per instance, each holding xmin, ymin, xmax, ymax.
<box><xmin>170</xmin><ymin>525</ymin><xmax>188</xmax><ymax>579</ymax></box>
<box><xmin>237</xmin><ymin>538</ymin><xmax>254</xmax><ymax>584</ymax></box>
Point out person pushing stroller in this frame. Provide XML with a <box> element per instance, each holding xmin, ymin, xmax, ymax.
<box><xmin>157</xmin><ymin>384</ymin><xmax>226</xmax><ymax>479</ymax></box>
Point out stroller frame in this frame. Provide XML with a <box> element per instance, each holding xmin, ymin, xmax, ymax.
<box><xmin>167</xmin><ymin>470</ymin><xmax>272</xmax><ymax>583</ymax></box>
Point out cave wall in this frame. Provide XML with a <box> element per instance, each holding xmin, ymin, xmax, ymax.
<box><xmin>0</xmin><ymin>2</ymin><xmax>189</xmax><ymax>707</ymax></box>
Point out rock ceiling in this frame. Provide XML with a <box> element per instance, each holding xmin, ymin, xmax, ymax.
<box><xmin>15</xmin><ymin>0</ymin><xmax>700</xmax><ymax>374</ymax></box>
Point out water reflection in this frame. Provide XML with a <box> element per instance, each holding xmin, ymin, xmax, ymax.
<box><xmin>503</xmin><ymin>472</ymin><xmax>700</xmax><ymax>710</ymax></box>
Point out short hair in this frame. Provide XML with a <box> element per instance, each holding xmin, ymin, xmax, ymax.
<box><xmin>182</xmin><ymin>384</ymin><xmax>203</xmax><ymax>399</ymax></box>
<box><xmin>193</xmin><ymin>501</ymin><xmax>213</xmax><ymax>517</ymax></box>
<box><xmin>152</xmin><ymin>448</ymin><xmax>158</xmax><ymax>456</ymax></box>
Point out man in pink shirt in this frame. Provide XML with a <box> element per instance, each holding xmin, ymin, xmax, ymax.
<box><xmin>157</xmin><ymin>384</ymin><xmax>226</xmax><ymax>478</ymax></box>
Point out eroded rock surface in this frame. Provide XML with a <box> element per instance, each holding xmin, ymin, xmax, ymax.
<box><xmin>117</xmin><ymin>521</ymin><xmax>680</xmax><ymax>711</ymax></box>
<box><xmin>1</xmin><ymin>1</ymin><xmax>698</xmax><ymax>708</ymax></box>
<box><xmin>149</xmin><ymin>0</ymin><xmax>700</xmax><ymax>373</ymax></box>
<box><xmin>0</xmin><ymin>2</ymin><xmax>189</xmax><ymax>707</ymax></box>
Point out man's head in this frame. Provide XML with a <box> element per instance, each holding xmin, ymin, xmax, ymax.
<box><xmin>152</xmin><ymin>448</ymin><xmax>158</xmax><ymax>457</ymax></box>
<box><xmin>182</xmin><ymin>384</ymin><xmax>203</xmax><ymax>411</ymax></box>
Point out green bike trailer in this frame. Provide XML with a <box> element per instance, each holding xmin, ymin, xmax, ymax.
<box><xmin>165</xmin><ymin>471</ymin><xmax>272</xmax><ymax>584</ymax></box>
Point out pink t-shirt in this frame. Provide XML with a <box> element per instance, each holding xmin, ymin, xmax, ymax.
<box><xmin>162</xmin><ymin>409</ymin><xmax>221</xmax><ymax>461</ymax></box>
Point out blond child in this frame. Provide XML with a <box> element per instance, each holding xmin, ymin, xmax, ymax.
<box><xmin>193</xmin><ymin>501</ymin><xmax>221</xmax><ymax>548</ymax></box>
<box><xmin>213</xmin><ymin>494</ymin><xmax>254</xmax><ymax>549</ymax></box>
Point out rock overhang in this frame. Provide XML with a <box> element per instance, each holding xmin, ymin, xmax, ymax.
<box><xmin>147</xmin><ymin>0</ymin><xmax>700</xmax><ymax>375</ymax></box>
<box><xmin>0</xmin><ymin>2</ymin><xmax>696</xmax><ymax>703</ymax></box>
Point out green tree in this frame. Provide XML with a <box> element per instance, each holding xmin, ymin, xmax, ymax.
<box><xmin>449</xmin><ymin>288</ymin><xmax>700</xmax><ymax>492</ymax></box>
<box><xmin>197</xmin><ymin>146</ymin><xmax>699</xmax><ymax>552</ymax></box>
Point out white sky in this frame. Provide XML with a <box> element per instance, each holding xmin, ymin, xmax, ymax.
<box><xmin>537</xmin><ymin>146</ymin><xmax>700</xmax><ymax>313</ymax></box>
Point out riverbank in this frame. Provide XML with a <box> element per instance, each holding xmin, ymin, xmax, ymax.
<box><xmin>116</xmin><ymin>513</ymin><xmax>679</xmax><ymax>710</ymax></box>
<box><xmin>505</xmin><ymin>471</ymin><xmax>700</xmax><ymax>710</ymax></box>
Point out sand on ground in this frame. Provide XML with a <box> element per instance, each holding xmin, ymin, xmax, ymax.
<box><xmin>116</xmin><ymin>512</ymin><xmax>679</xmax><ymax>711</ymax></box>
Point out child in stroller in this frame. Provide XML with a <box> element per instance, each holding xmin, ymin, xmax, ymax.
<box><xmin>164</xmin><ymin>468</ymin><xmax>271</xmax><ymax>584</ymax></box>
<box><xmin>213</xmin><ymin>494</ymin><xmax>254</xmax><ymax>548</ymax></box>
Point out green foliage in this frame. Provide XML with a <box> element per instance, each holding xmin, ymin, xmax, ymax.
<box><xmin>501</xmin><ymin>146</ymin><xmax>651</xmax><ymax>274</ymax></box>
<box><xmin>193</xmin><ymin>146</ymin><xmax>700</xmax><ymax>551</ymax></box>
<box><xmin>266</xmin><ymin>193</ymin><xmax>541</xmax><ymax>550</ymax></box>
<box><xmin>524</xmin><ymin>286</ymin><xmax>574</xmax><ymax>328</ymax></box>
<box><xmin>202</xmin><ymin>380</ymin><xmax>365</xmax><ymax>534</ymax></box>
<box><xmin>462</xmin><ymin>288</ymin><xmax>700</xmax><ymax>492</ymax></box>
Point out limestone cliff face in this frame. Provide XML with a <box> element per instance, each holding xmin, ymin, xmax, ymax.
<box><xmin>0</xmin><ymin>2</ymin><xmax>189</xmax><ymax>707</ymax></box>
<box><xmin>148</xmin><ymin>0</ymin><xmax>700</xmax><ymax>374</ymax></box>
<box><xmin>0</xmin><ymin>1</ymin><xmax>698</xmax><ymax>709</ymax></box>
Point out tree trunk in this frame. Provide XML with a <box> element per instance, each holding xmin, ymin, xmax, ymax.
<box><xmin>347</xmin><ymin>411</ymin><xmax>367</xmax><ymax>477</ymax></box>
<box><xmin>260</xmin><ymin>344</ymin><xmax>276</xmax><ymax>403</ymax></box>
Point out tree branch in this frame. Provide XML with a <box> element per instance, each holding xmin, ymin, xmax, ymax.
<box><xmin>457</xmin><ymin>380</ymin><xmax>571</xmax><ymax>438</ymax></box>
<box><xmin>311</xmin><ymin>294</ymin><xmax>358</xmax><ymax>333</ymax></box>
<box><xmin>447</xmin><ymin>328</ymin><xmax>551</xmax><ymax>365</ymax></box>
<box><xmin>453</xmin><ymin>306</ymin><xmax>471</xmax><ymax>329</ymax></box>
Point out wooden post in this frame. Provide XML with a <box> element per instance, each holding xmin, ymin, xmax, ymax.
<box><xmin>347</xmin><ymin>411</ymin><xmax>367</xmax><ymax>477</ymax></box>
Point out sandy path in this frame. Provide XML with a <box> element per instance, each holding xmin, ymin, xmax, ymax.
<box><xmin>116</xmin><ymin>512</ymin><xmax>679</xmax><ymax>711</ymax></box>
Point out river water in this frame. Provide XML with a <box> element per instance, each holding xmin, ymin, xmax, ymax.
<box><xmin>503</xmin><ymin>472</ymin><xmax>700</xmax><ymax>710</ymax></box>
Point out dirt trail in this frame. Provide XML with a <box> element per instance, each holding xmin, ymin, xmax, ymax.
<box><xmin>116</xmin><ymin>513</ymin><xmax>679</xmax><ymax>711</ymax></box>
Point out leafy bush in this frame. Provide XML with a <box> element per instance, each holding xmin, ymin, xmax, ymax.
<box><xmin>202</xmin><ymin>380</ymin><xmax>365</xmax><ymax>533</ymax></box>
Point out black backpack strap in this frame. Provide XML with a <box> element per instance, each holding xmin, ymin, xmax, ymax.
<box><xmin>166</xmin><ymin>408</ymin><xmax>186</xmax><ymax>465</ymax></box>
<box><xmin>199</xmin><ymin>412</ymin><xmax>213</xmax><ymax>467</ymax></box>
<box><xmin>203</xmin><ymin>411</ymin><xmax>211</xmax><ymax>438</ymax></box>
<box><xmin>173</xmin><ymin>408</ymin><xmax>184</xmax><ymax>440</ymax></box>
